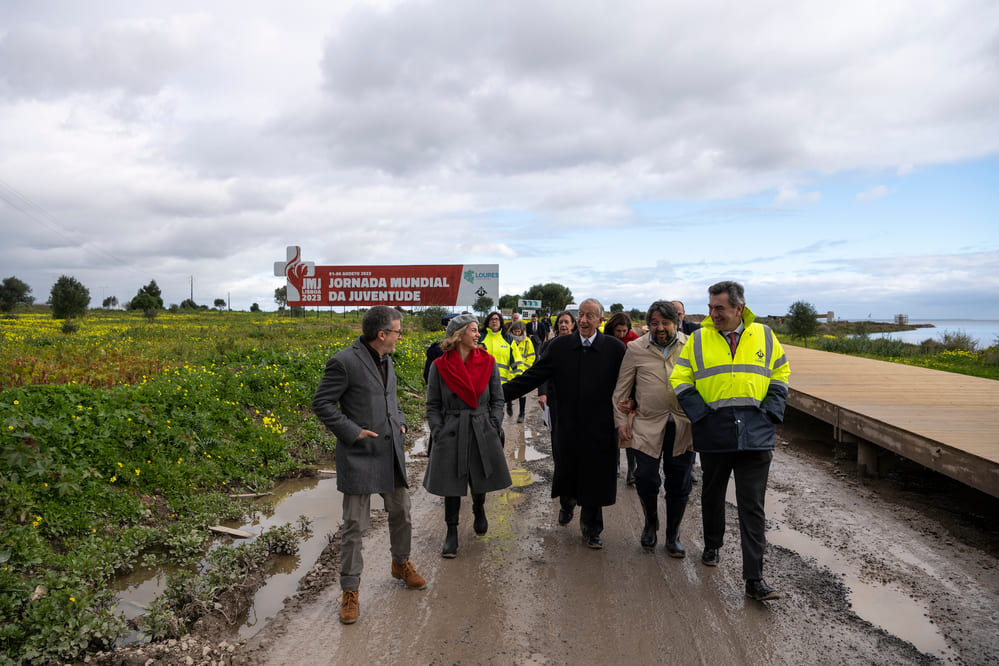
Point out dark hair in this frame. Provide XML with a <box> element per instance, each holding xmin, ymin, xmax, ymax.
<box><xmin>509</xmin><ymin>319</ymin><xmax>525</xmax><ymax>335</ymax></box>
<box><xmin>555</xmin><ymin>310</ymin><xmax>576</xmax><ymax>333</ymax></box>
<box><xmin>708</xmin><ymin>281</ymin><xmax>745</xmax><ymax>309</ymax></box>
<box><xmin>361</xmin><ymin>305</ymin><xmax>402</xmax><ymax>341</ymax></box>
<box><xmin>484</xmin><ymin>311</ymin><xmax>504</xmax><ymax>328</ymax></box>
<box><xmin>646</xmin><ymin>300</ymin><xmax>679</xmax><ymax>326</ymax></box>
<box><xmin>605</xmin><ymin>312</ymin><xmax>632</xmax><ymax>335</ymax></box>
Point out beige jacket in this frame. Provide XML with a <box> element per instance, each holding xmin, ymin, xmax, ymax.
<box><xmin>612</xmin><ymin>332</ymin><xmax>693</xmax><ymax>459</ymax></box>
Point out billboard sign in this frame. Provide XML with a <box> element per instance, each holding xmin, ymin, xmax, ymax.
<box><xmin>518</xmin><ymin>299</ymin><xmax>542</xmax><ymax>309</ymax></box>
<box><xmin>274</xmin><ymin>246</ymin><xmax>499</xmax><ymax>308</ymax></box>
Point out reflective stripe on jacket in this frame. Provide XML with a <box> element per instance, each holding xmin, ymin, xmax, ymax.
<box><xmin>513</xmin><ymin>337</ymin><xmax>535</xmax><ymax>373</ymax></box>
<box><xmin>669</xmin><ymin>306</ymin><xmax>790</xmax><ymax>452</ymax></box>
<box><xmin>481</xmin><ymin>329</ymin><xmax>524</xmax><ymax>381</ymax></box>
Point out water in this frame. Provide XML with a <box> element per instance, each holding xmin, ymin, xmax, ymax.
<box><xmin>112</xmin><ymin>474</ymin><xmax>343</xmax><ymax>643</ymax></box>
<box><xmin>860</xmin><ymin>319</ymin><xmax>999</xmax><ymax>349</ymax></box>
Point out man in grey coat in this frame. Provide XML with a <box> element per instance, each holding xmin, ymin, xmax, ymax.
<box><xmin>312</xmin><ymin>305</ymin><xmax>426</xmax><ymax>625</ymax></box>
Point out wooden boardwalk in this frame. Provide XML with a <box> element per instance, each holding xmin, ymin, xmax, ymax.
<box><xmin>783</xmin><ymin>345</ymin><xmax>999</xmax><ymax>498</ymax></box>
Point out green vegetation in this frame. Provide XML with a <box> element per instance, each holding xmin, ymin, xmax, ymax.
<box><xmin>49</xmin><ymin>275</ymin><xmax>91</xmax><ymax>320</ymax></box>
<box><xmin>785</xmin><ymin>300</ymin><xmax>819</xmax><ymax>344</ymax></box>
<box><xmin>0</xmin><ymin>310</ymin><xmax>435</xmax><ymax>664</ymax></box>
<box><xmin>773</xmin><ymin>319</ymin><xmax>999</xmax><ymax>380</ymax></box>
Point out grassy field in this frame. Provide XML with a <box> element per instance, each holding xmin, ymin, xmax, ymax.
<box><xmin>3</xmin><ymin>308</ymin><xmax>995</xmax><ymax>663</ymax></box>
<box><xmin>767</xmin><ymin>320</ymin><xmax>999</xmax><ymax>381</ymax></box>
<box><xmin>0</xmin><ymin>309</ymin><xmax>438</xmax><ymax>664</ymax></box>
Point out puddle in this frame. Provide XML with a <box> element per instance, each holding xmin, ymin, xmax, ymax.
<box><xmin>519</xmin><ymin>427</ymin><xmax>551</xmax><ymax>462</ymax></box>
<box><xmin>112</xmin><ymin>473</ymin><xmax>343</xmax><ymax>643</ymax></box>
<box><xmin>232</xmin><ymin>475</ymin><xmax>343</xmax><ymax>638</ymax></box>
<box><xmin>723</xmin><ymin>483</ymin><xmax>956</xmax><ymax>660</ymax></box>
<box><xmin>509</xmin><ymin>468</ymin><xmax>536</xmax><ymax>487</ymax></box>
<box><xmin>409</xmin><ymin>422</ymin><xmax>430</xmax><ymax>457</ymax></box>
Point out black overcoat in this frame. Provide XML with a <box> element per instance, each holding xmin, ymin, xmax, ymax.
<box><xmin>503</xmin><ymin>331</ymin><xmax>626</xmax><ymax>507</ymax></box>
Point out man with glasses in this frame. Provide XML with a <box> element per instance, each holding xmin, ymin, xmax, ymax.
<box><xmin>502</xmin><ymin>298</ymin><xmax>626</xmax><ymax>548</ymax></box>
<box><xmin>670</xmin><ymin>281</ymin><xmax>790</xmax><ymax>602</ymax></box>
<box><xmin>313</xmin><ymin>305</ymin><xmax>426</xmax><ymax>625</ymax></box>
<box><xmin>613</xmin><ymin>301</ymin><xmax>695</xmax><ymax>557</ymax></box>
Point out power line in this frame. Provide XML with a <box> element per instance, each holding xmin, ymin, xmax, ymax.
<box><xmin>0</xmin><ymin>176</ymin><xmax>129</xmax><ymax>267</ymax></box>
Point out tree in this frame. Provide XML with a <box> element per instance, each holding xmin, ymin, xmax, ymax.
<box><xmin>129</xmin><ymin>280</ymin><xmax>164</xmax><ymax>311</ymax></box>
<box><xmin>610</xmin><ymin>303</ymin><xmax>624</xmax><ymax>313</ymax></box>
<box><xmin>49</xmin><ymin>275</ymin><xmax>90</xmax><ymax>319</ymax></box>
<box><xmin>628</xmin><ymin>308</ymin><xmax>643</xmax><ymax>322</ymax></box>
<box><xmin>274</xmin><ymin>286</ymin><xmax>287</xmax><ymax>309</ymax></box>
<box><xmin>0</xmin><ymin>276</ymin><xmax>33</xmax><ymax>313</ymax></box>
<box><xmin>102</xmin><ymin>295</ymin><xmax>118</xmax><ymax>309</ymax></box>
<box><xmin>421</xmin><ymin>305</ymin><xmax>451</xmax><ymax>331</ymax></box>
<box><xmin>498</xmin><ymin>294</ymin><xmax>519</xmax><ymax>310</ymax></box>
<box><xmin>786</xmin><ymin>300</ymin><xmax>819</xmax><ymax>345</ymax></box>
<box><xmin>179</xmin><ymin>298</ymin><xmax>199</xmax><ymax>310</ymax></box>
<box><xmin>473</xmin><ymin>295</ymin><xmax>494</xmax><ymax>317</ymax></box>
<box><xmin>522</xmin><ymin>283</ymin><xmax>573</xmax><ymax>315</ymax></box>
<box><xmin>213</xmin><ymin>298</ymin><xmax>227</xmax><ymax>312</ymax></box>
<box><xmin>250</xmin><ymin>302</ymin><xmax>260</xmax><ymax>312</ymax></box>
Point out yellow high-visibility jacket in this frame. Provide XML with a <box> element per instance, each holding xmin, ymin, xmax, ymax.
<box><xmin>512</xmin><ymin>336</ymin><xmax>535</xmax><ymax>374</ymax></box>
<box><xmin>669</xmin><ymin>306</ymin><xmax>790</xmax><ymax>453</ymax></box>
<box><xmin>480</xmin><ymin>329</ymin><xmax>524</xmax><ymax>381</ymax></box>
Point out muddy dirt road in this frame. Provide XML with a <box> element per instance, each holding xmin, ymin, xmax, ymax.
<box><xmin>225</xmin><ymin>399</ymin><xmax>999</xmax><ymax>666</ymax></box>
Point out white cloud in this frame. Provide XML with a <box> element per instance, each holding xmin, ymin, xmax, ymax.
<box><xmin>0</xmin><ymin>0</ymin><xmax>997</xmax><ymax>315</ymax></box>
<box><xmin>856</xmin><ymin>185</ymin><xmax>891</xmax><ymax>202</ymax></box>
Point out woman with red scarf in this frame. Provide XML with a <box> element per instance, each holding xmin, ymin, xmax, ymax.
<box><xmin>423</xmin><ymin>314</ymin><xmax>512</xmax><ymax>558</ymax></box>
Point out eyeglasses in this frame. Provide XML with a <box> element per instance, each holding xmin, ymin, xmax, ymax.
<box><xmin>382</xmin><ymin>328</ymin><xmax>403</xmax><ymax>337</ymax></box>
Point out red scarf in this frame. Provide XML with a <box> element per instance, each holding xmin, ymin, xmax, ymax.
<box><xmin>434</xmin><ymin>347</ymin><xmax>495</xmax><ymax>408</ymax></box>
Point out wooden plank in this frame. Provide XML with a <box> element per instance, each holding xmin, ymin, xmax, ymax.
<box><xmin>208</xmin><ymin>525</ymin><xmax>254</xmax><ymax>538</ymax></box>
<box><xmin>228</xmin><ymin>492</ymin><xmax>273</xmax><ymax>499</ymax></box>
<box><xmin>783</xmin><ymin>345</ymin><xmax>999</xmax><ymax>498</ymax></box>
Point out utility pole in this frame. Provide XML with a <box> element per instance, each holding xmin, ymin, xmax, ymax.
<box><xmin>190</xmin><ymin>276</ymin><xmax>194</xmax><ymax>302</ymax></box>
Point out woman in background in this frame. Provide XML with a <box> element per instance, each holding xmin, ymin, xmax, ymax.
<box><xmin>508</xmin><ymin>319</ymin><xmax>536</xmax><ymax>423</ymax></box>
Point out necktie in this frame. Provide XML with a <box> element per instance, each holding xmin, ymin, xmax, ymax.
<box><xmin>583</xmin><ymin>338</ymin><xmax>591</xmax><ymax>349</ymax></box>
<box><xmin>727</xmin><ymin>332</ymin><xmax>738</xmax><ymax>357</ymax></box>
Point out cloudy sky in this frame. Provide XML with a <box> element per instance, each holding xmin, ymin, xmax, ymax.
<box><xmin>2</xmin><ymin>0</ymin><xmax>997</xmax><ymax>319</ymax></box>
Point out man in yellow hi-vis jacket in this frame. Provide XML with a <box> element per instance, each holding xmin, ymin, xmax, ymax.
<box><xmin>670</xmin><ymin>281</ymin><xmax>790</xmax><ymax>602</ymax></box>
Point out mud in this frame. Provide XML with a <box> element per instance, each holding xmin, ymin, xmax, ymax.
<box><xmin>90</xmin><ymin>398</ymin><xmax>999</xmax><ymax>665</ymax></box>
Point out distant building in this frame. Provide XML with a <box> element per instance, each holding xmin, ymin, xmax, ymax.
<box><xmin>826</xmin><ymin>311</ymin><xmax>835</xmax><ymax>323</ymax></box>
<box><xmin>894</xmin><ymin>314</ymin><xmax>909</xmax><ymax>325</ymax></box>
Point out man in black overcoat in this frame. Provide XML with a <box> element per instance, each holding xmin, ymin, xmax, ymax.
<box><xmin>502</xmin><ymin>298</ymin><xmax>626</xmax><ymax>548</ymax></box>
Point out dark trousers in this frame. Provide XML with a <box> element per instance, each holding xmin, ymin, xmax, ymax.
<box><xmin>579</xmin><ymin>505</ymin><xmax>603</xmax><ymax>537</ymax></box>
<box><xmin>633</xmin><ymin>418</ymin><xmax>695</xmax><ymax>501</ymax></box>
<box><xmin>700</xmin><ymin>449</ymin><xmax>773</xmax><ymax>581</ymax></box>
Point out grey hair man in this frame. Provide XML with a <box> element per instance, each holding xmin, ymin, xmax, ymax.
<box><xmin>503</xmin><ymin>297</ymin><xmax>626</xmax><ymax>548</ymax></box>
<box><xmin>313</xmin><ymin>305</ymin><xmax>426</xmax><ymax>624</ymax></box>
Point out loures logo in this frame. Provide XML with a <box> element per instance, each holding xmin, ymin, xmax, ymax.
<box><xmin>464</xmin><ymin>269</ymin><xmax>476</xmax><ymax>284</ymax></box>
<box><xmin>756</xmin><ymin>349</ymin><xmax>765</xmax><ymax>361</ymax></box>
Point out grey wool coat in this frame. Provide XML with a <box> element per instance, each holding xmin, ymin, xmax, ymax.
<box><xmin>423</xmin><ymin>361</ymin><xmax>512</xmax><ymax>497</ymax></box>
<box><xmin>312</xmin><ymin>337</ymin><xmax>408</xmax><ymax>495</ymax></box>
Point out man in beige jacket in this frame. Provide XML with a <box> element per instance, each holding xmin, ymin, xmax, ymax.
<box><xmin>612</xmin><ymin>300</ymin><xmax>695</xmax><ymax>556</ymax></box>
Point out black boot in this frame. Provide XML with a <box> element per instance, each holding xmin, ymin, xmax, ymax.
<box><xmin>442</xmin><ymin>496</ymin><xmax>460</xmax><ymax>558</ymax></box>
<box><xmin>664</xmin><ymin>500</ymin><xmax>687</xmax><ymax>558</ymax></box>
<box><xmin>625</xmin><ymin>449</ymin><xmax>637</xmax><ymax>486</ymax></box>
<box><xmin>472</xmin><ymin>493</ymin><xmax>488</xmax><ymax>535</ymax></box>
<box><xmin>639</xmin><ymin>495</ymin><xmax>659</xmax><ymax>551</ymax></box>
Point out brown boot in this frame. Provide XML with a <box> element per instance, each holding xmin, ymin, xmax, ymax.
<box><xmin>339</xmin><ymin>590</ymin><xmax>359</xmax><ymax>624</ymax></box>
<box><xmin>391</xmin><ymin>560</ymin><xmax>427</xmax><ymax>590</ymax></box>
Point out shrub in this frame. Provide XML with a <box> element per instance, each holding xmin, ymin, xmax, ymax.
<box><xmin>940</xmin><ymin>330</ymin><xmax>977</xmax><ymax>352</ymax></box>
<box><xmin>420</xmin><ymin>306</ymin><xmax>451</xmax><ymax>331</ymax></box>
